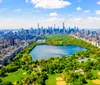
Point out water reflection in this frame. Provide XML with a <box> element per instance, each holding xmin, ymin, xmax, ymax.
<box><xmin>30</xmin><ymin>45</ymin><xmax>86</xmax><ymax>60</ymax></box>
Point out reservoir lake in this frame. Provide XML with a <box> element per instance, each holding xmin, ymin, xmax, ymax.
<box><xmin>30</xmin><ymin>45</ymin><xmax>86</xmax><ymax>60</ymax></box>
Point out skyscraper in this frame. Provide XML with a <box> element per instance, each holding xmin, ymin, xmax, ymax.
<box><xmin>63</xmin><ymin>22</ymin><xmax>65</xmax><ymax>29</ymax></box>
<box><xmin>10</xmin><ymin>38</ymin><xmax>14</xmax><ymax>46</ymax></box>
<box><xmin>38</xmin><ymin>23</ymin><xmax>40</xmax><ymax>29</ymax></box>
<box><xmin>63</xmin><ymin>22</ymin><xmax>65</xmax><ymax>34</ymax></box>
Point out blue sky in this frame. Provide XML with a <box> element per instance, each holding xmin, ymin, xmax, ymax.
<box><xmin>0</xmin><ymin>0</ymin><xmax>100</xmax><ymax>29</ymax></box>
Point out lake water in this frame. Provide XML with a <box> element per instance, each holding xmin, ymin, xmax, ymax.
<box><xmin>30</xmin><ymin>45</ymin><xmax>86</xmax><ymax>60</ymax></box>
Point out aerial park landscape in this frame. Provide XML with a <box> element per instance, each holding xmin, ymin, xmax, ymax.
<box><xmin>0</xmin><ymin>0</ymin><xmax>100</xmax><ymax>85</ymax></box>
<box><xmin>0</xmin><ymin>34</ymin><xmax>100</xmax><ymax>85</ymax></box>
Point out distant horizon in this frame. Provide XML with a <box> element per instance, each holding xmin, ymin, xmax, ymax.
<box><xmin>0</xmin><ymin>0</ymin><xmax>100</xmax><ymax>29</ymax></box>
<box><xmin>0</xmin><ymin>27</ymin><xmax>100</xmax><ymax>31</ymax></box>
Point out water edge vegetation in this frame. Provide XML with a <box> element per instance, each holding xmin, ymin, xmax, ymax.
<box><xmin>0</xmin><ymin>34</ymin><xmax>100</xmax><ymax>85</ymax></box>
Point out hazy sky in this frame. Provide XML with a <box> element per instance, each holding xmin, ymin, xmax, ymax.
<box><xmin>0</xmin><ymin>0</ymin><xmax>100</xmax><ymax>29</ymax></box>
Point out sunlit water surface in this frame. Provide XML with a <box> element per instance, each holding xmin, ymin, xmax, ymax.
<box><xmin>30</xmin><ymin>45</ymin><xmax>86</xmax><ymax>60</ymax></box>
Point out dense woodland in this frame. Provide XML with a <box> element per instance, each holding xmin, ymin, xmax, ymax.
<box><xmin>0</xmin><ymin>34</ymin><xmax>100</xmax><ymax>85</ymax></box>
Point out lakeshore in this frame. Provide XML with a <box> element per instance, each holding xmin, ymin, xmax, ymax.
<box><xmin>0</xmin><ymin>34</ymin><xmax>100</xmax><ymax>85</ymax></box>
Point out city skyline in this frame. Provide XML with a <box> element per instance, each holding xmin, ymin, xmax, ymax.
<box><xmin>0</xmin><ymin>0</ymin><xmax>100</xmax><ymax>29</ymax></box>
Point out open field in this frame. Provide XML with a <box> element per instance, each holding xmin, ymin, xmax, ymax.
<box><xmin>92</xmin><ymin>70</ymin><xmax>100</xmax><ymax>78</ymax></box>
<box><xmin>85</xmin><ymin>70</ymin><xmax>100</xmax><ymax>85</ymax></box>
<box><xmin>85</xmin><ymin>80</ymin><xmax>98</xmax><ymax>85</ymax></box>
<box><xmin>1</xmin><ymin>69</ymin><xmax>27</xmax><ymax>83</ymax></box>
<box><xmin>46</xmin><ymin>74</ymin><xmax>62</xmax><ymax>85</ymax></box>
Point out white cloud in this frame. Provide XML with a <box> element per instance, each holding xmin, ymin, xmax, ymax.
<box><xmin>87</xmin><ymin>17</ymin><xmax>100</xmax><ymax>21</ymax></box>
<box><xmin>0</xmin><ymin>0</ymin><xmax>2</xmax><ymax>2</ymax></box>
<box><xmin>84</xmin><ymin>10</ymin><xmax>90</xmax><ymax>13</ymax></box>
<box><xmin>49</xmin><ymin>12</ymin><xmax>58</xmax><ymax>17</ymax></box>
<box><xmin>14</xmin><ymin>9</ymin><xmax>22</xmax><ymax>12</ymax></box>
<box><xmin>42</xmin><ymin>17</ymin><xmax>100</xmax><ymax>28</ymax></box>
<box><xmin>70</xmin><ymin>17</ymin><xmax>81</xmax><ymax>22</ymax></box>
<box><xmin>32</xmin><ymin>9</ymin><xmax>41</xmax><ymax>12</ymax></box>
<box><xmin>48</xmin><ymin>17</ymin><xmax>64</xmax><ymax>21</ymax></box>
<box><xmin>31</xmin><ymin>0</ymin><xmax>71</xmax><ymax>9</ymax></box>
<box><xmin>0</xmin><ymin>17</ymin><xmax>100</xmax><ymax>29</ymax></box>
<box><xmin>97</xmin><ymin>0</ymin><xmax>100</xmax><ymax>5</ymax></box>
<box><xmin>6</xmin><ymin>18</ymin><xmax>12</xmax><ymax>20</ymax></box>
<box><xmin>0</xmin><ymin>8</ymin><xmax>7</xmax><ymax>12</ymax></box>
<box><xmin>68</xmin><ymin>14</ymin><xmax>72</xmax><ymax>17</ymax></box>
<box><xmin>65</xmin><ymin>17</ymin><xmax>100</xmax><ymax>28</ymax></box>
<box><xmin>96</xmin><ymin>10</ymin><xmax>100</xmax><ymax>15</ymax></box>
<box><xmin>76</xmin><ymin>7</ymin><xmax>82</xmax><ymax>11</ymax></box>
<box><xmin>26</xmin><ymin>0</ymin><xmax>28</xmax><ymax>3</ymax></box>
<box><xmin>77</xmin><ymin>0</ymin><xmax>81</xmax><ymax>2</ymax></box>
<box><xmin>86</xmin><ymin>17</ymin><xmax>99</xmax><ymax>23</ymax></box>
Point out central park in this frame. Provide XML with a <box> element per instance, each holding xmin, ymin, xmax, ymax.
<box><xmin>0</xmin><ymin>34</ymin><xmax>100</xmax><ymax>85</ymax></box>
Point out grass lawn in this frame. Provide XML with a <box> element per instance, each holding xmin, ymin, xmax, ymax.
<box><xmin>85</xmin><ymin>80</ymin><xmax>98</xmax><ymax>85</ymax></box>
<box><xmin>91</xmin><ymin>70</ymin><xmax>100</xmax><ymax>79</ymax></box>
<box><xmin>1</xmin><ymin>69</ymin><xmax>27</xmax><ymax>83</ymax></box>
<box><xmin>46</xmin><ymin>74</ymin><xmax>61</xmax><ymax>85</ymax></box>
<box><xmin>85</xmin><ymin>70</ymin><xmax>100</xmax><ymax>85</ymax></box>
